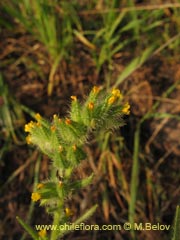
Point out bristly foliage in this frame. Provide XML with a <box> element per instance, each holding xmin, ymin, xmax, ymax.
<box><xmin>25</xmin><ymin>86</ymin><xmax>130</xmax><ymax>170</ymax></box>
<box><xmin>21</xmin><ymin>86</ymin><xmax>130</xmax><ymax>240</ymax></box>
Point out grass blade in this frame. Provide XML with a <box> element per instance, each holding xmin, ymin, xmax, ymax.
<box><xmin>172</xmin><ymin>205</ymin><xmax>180</xmax><ymax>240</ymax></box>
<box><xmin>128</xmin><ymin>123</ymin><xmax>140</xmax><ymax>236</ymax></box>
<box><xmin>16</xmin><ymin>216</ymin><xmax>39</xmax><ymax>240</ymax></box>
<box><xmin>113</xmin><ymin>45</ymin><xmax>155</xmax><ymax>88</ymax></box>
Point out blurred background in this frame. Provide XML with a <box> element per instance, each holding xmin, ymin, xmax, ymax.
<box><xmin>0</xmin><ymin>1</ymin><xmax>180</xmax><ymax>239</ymax></box>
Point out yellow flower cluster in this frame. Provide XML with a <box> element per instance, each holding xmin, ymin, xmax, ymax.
<box><xmin>58</xmin><ymin>145</ymin><xmax>63</xmax><ymax>152</ymax></box>
<box><xmin>65</xmin><ymin>207</ymin><xmax>74</xmax><ymax>217</ymax></box>
<box><xmin>65</xmin><ymin>118</ymin><xmax>71</xmax><ymax>125</ymax></box>
<box><xmin>37</xmin><ymin>183</ymin><xmax>44</xmax><ymax>189</ymax></box>
<box><xmin>35</xmin><ymin>113</ymin><xmax>41</xmax><ymax>120</ymax></box>
<box><xmin>72</xmin><ymin>145</ymin><xmax>77</xmax><ymax>151</ymax></box>
<box><xmin>122</xmin><ymin>102</ymin><xmax>130</xmax><ymax>115</ymax></box>
<box><xmin>24</xmin><ymin>113</ymin><xmax>46</xmax><ymax>145</ymax></box>
<box><xmin>51</xmin><ymin>125</ymin><xmax>56</xmax><ymax>132</ymax></box>
<box><xmin>25</xmin><ymin>113</ymin><xmax>42</xmax><ymax>132</ymax></box>
<box><xmin>93</xmin><ymin>86</ymin><xmax>101</xmax><ymax>94</ymax></box>
<box><xmin>108</xmin><ymin>89</ymin><xmax>123</xmax><ymax>105</ymax></box>
<box><xmin>106</xmin><ymin>89</ymin><xmax>130</xmax><ymax>115</ymax></box>
<box><xmin>88</xmin><ymin>102</ymin><xmax>94</xmax><ymax>110</ymax></box>
<box><xmin>31</xmin><ymin>192</ymin><xmax>41</xmax><ymax>202</ymax></box>
<box><xmin>24</xmin><ymin>121</ymin><xmax>35</xmax><ymax>132</ymax></box>
<box><xmin>71</xmin><ymin>95</ymin><xmax>77</xmax><ymax>101</ymax></box>
<box><xmin>108</xmin><ymin>96</ymin><xmax>116</xmax><ymax>105</ymax></box>
<box><xmin>26</xmin><ymin>135</ymin><xmax>31</xmax><ymax>144</ymax></box>
<box><xmin>30</xmin><ymin>184</ymin><xmax>44</xmax><ymax>203</ymax></box>
<box><xmin>111</xmin><ymin>89</ymin><xmax>123</xmax><ymax>98</ymax></box>
<box><xmin>38</xmin><ymin>229</ymin><xmax>47</xmax><ymax>237</ymax></box>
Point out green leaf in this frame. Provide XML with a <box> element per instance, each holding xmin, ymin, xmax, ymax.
<box><xmin>120</xmin><ymin>19</ymin><xmax>142</xmax><ymax>33</ymax></box>
<box><xmin>71</xmin><ymin>174</ymin><xmax>94</xmax><ymax>189</ymax></box>
<box><xmin>16</xmin><ymin>216</ymin><xmax>39</xmax><ymax>240</ymax></box>
<box><xmin>113</xmin><ymin>46</ymin><xmax>155</xmax><ymax>87</ymax></box>
<box><xmin>107</xmin><ymin>11</ymin><xmax>125</xmax><ymax>40</ymax></box>
<box><xmin>172</xmin><ymin>205</ymin><xmax>180</xmax><ymax>240</ymax></box>
<box><xmin>58</xmin><ymin>204</ymin><xmax>98</xmax><ymax>237</ymax></box>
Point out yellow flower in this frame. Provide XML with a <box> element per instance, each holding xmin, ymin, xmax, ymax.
<box><xmin>26</xmin><ymin>135</ymin><xmax>32</xmax><ymax>144</ymax></box>
<box><xmin>58</xmin><ymin>181</ymin><xmax>63</xmax><ymax>187</ymax></box>
<box><xmin>58</xmin><ymin>145</ymin><xmax>63</xmax><ymax>152</ymax></box>
<box><xmin>37</xmin><ymin>183</ymin><xmax>44</xmax><ymax>189</ymax></box>
<box><xmin>53</xmin><ymin>114</ymin><xmax>57</xmax><ymax>119</ymax></box>
<box><xmin>35</xmin><ymin>113</ymin><xmax>41</xmax><ymax>121</ymax></box>
<box><xmin>24</xmin><ymin>121</ymin><xmax>34</xmax><ymax>132</ymax></box>
<box><xmin>65</xmin><ymin>118</ymin><xmax>71</xmax><ymax>125</ymax></box>
<box><xmin>108</xmin><ymin>96</ymin><xmax>116</xmax><ymax>105</ymax></box>
<box><xmin>38</xmin><ymin>229</ymin><xmax>47</xmax><ymax>238</ymax></box>
<box><xmin>111</xmin><ymin>89</ymin><xmax>123</xmax><ymax>99</ymax></box>
<box><xmin>51</xmin><ymin>125</ymin><xmax>56</xmax><ymax>132</ymax></box>
<box><xmin>88</xmin><ymin>102</ymin><xmax>94</xmax><ymax>110</ymax></box>
<box><xmin>122</xmin><ymin>102</ymin><xmax>130</xmax><ymax>115</ymax></box>
<box><xmin>36</xmin><ymin>122</ymin><xmax>41</xmax><ymax>127</ymax></box>
<box><xmin>72</xmin><ymin>145</ymin><xmax>77</xmax><ymax>151</ymax></box>
<box><xmin>31</xmin><ymin>192</ymin><xmax>41</xmax><ymax>202</ymax></box>
<box><xmin>93</xmin><ymin>86</ymin><xmax>101</xmax><ymax>94</ymax></box>
<box><xmin>71</xmin><ymin>95</ymin><xmax>77</xmax><ymax>101</ymax></box>
<box><xmin>65</xmin><ymin>207</ymin><xmax>73</xmax><ymax>217</ymax></box>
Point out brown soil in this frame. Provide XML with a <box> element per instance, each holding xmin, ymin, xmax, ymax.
<box><xmin>0</xmin><ymin>27</ymin><xmax>180</xmax><ymax>240</ymax></box>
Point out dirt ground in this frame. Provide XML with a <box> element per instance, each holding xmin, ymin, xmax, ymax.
<box><xmin>0</xmin><ymin>26</ymin><xmax>180</xmax><ymax>240</ymax></box>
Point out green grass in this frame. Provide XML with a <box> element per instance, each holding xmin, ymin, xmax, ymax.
<box><xmin>1</xmin><ymin>1</ymin><xmax>180</xmax><ymax>93</ymax></box>
<box><xmin>1</xmin><ymin>0</ymin><xmax>74</xmax><ymax>59</ymax></box>
<box><xmin>172</xmin><ymin>205</ymin><xmax>180</xmax><ymax>240</ymax></box>
<box><xmin>128</xmin><ymin>79</ymin><xmax>180</xmax><ymax>237</ymax></box>
<box><xmin>1</xmin><ymin>0</ymin><xmax>80</xmax><ymax>95</ymax></box>
<box><xmin>1</xmin><ymin>1</ymin><xmax>180</xmax><ymax>240</ymax></box>
<box><xmin>0</xmin><ymin>74</ymin><xmax>25</xmax><ymax>145</ymax></box>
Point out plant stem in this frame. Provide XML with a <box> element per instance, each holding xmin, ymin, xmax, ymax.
<box><xmin>129</xmin><ymin>123</ymin><xmax>140</xmax><ymax>238</ymax></box>
<box><xmin>50</xmin><ymin>211</ymin><xmax>61</xmax><ymax>240</ymax></box>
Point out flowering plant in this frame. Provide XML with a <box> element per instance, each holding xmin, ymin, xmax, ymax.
<box><xmin>17</xmin><ymin>86</ymin><xmax>130</xmax><ymax>240</ymax></box>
